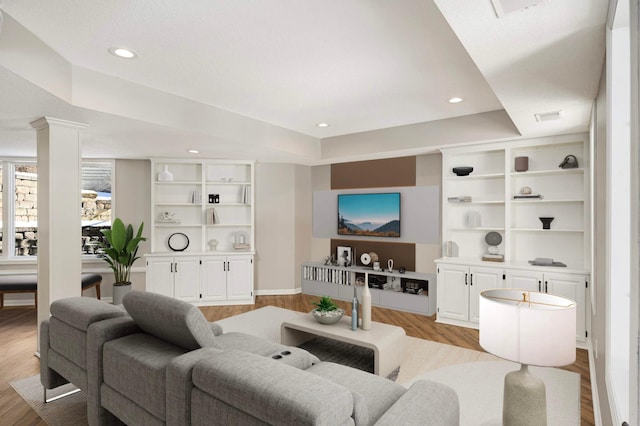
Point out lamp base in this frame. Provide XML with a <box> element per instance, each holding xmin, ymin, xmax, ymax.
<box><xmin>503</xmin><ymin>364</ymin><xmax>547</xmax><ymax>426</ymax></box>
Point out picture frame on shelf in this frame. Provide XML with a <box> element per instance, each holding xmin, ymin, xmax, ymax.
<box><xmin>337</xmin><ymin>246</ymin><xmax>352</xmax><ymax>267</ymax></box>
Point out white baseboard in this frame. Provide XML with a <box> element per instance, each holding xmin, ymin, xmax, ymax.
<box><xmin>255</xmin><ymin>288</ymin><xmax>301</xmax><ymax>296</ymax></box>
<box><xmin>1</xmin><ymin>296</ymin><xmax>111</xmax><ymax>307</ymax></box>
<box><xmin>1</xmin><ymin>297</ymin><xmax>35</xmax><ymax>307</ymax></box>
<box><xmin>588</xmin><ymin>345</ymin><xmax>603</xmax><ymax>425</ymax></box>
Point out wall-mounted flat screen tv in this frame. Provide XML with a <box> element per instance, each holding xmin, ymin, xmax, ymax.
<box><xmin>338</xmin><ymin>192</ymin><xmax>400</xmax><ymax>237</ymax></box>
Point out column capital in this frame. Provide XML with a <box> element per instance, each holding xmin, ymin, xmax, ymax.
<box><xmin>30</xmin><ymin>116</ymin><xmax>88</xmax><ymax>131</ymax></box>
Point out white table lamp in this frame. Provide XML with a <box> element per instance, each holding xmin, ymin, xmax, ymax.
<box><xmin>479</xmin><ymin>289</ymin><xmax>576</xmax><ymax>426</ymax></box>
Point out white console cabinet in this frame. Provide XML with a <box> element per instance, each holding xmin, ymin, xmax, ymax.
<box><xmin>436</xmin><ymin>258</ymin><xmax>588</xmax><ymax>342</ymax></box>
<box><xmin>437</xmin><ymin>264</ymin><xmax>504</xmax><ymax>324</ymax></box>
<box><xmin>203</xmin><ymin>255</ymin><xmax>254</xmax><ymax>301</ymax></box>
<box><xmin>146</xmin><ymin>254</ymin><xmax>254</xmax><ymax>305</ymax></box>
<box><xmin>302</xmin><ymin>262</ymin><xmax>436</xmax><ymax>316</ymax></box>
<box><xmin>505</xmin><ymin>269</ymin><xmax>587</xmax><ymax>341</ymax></box>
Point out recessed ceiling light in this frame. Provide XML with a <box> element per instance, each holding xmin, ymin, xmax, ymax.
<box><xmin>448</xmin><ymin>97</ymin><xmax>463</xmax><ymax>104</ymax></box>
<box><xmin>316</xmin><ymin>123</ymin><xmax>330</xmax><ymax>128</ymax></box>
<box><xmin>188</xmin><ymin>149</ymin><xmax>199</xmax><ymax>154</ymax></box>
<box><xmin>108</xmin><ymin>47</ymin><xmax>138</xmax><ymax>59</ymax></box>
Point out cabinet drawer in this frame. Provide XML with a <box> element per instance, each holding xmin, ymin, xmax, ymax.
<box><xmin>379</xmin><ymin>291</ymin><xmax>430</xmax><ymax>315</ymax></box>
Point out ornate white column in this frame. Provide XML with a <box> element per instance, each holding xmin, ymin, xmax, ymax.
<box><xmin>30</xmin><ymin>117</ymin><xmax>87</xmax><ymax>352</ymax></box>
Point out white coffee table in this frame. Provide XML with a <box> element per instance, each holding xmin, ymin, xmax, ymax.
<box><xmin>281</xmin><ymin>313</ymin><xmax>406</xmax><ymax>377</ymax></box>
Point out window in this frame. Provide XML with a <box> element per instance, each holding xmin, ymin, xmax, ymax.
<box><xmin>14</xmin><ymin>163</ymin><xmax>38</xmax><ymax>256</ymax></box>
<box><xmin>81</xmin><ymin>162</ymin><xmax>113</xmax><ymax>255</ymax></box>
<box><xmin>0</xmin><ymin>159</ymin><xmax>114</xmax><ymax>259</ymax></box>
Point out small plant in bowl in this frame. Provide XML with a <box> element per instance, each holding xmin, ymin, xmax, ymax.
<box><xmin>311</xmin><ymin>296</ymin><xmax>344</xmax><ymax>324</ymax></box>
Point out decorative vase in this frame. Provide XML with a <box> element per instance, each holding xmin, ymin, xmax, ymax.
<box><xmin>515</xmin><ymin>156</ymin><xmax>529</xmax><ymax>172</ymax></box>
<box><xmin>157</xmin><ymin>165</ymin><xmax>174</xmax><ymax>182</ymax></box>
<box><xmin>112</xmin><ymin>283</ymin><xmax>132</xmax><ymax>305</ymax></box>
<box><xmin>351</xmin><ymin>286</ymin><xmax>359</xmax><ymax>331</ymax></box>
<box><xmin>361</xmin><ymin>283</ymin><xmax>372</xmax><ymax>330</ymax></box>
<box><xmin>539</xmin><ymin>217</ymin><xmax>554</xmax><ymax>230</ymax></box>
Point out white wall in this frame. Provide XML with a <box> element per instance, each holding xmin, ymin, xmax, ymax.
<box><xmin>254</xmin><ymin>163</ymin><xmax>312</xmax><ymax>294</ymax></box>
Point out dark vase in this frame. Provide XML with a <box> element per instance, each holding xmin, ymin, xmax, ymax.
<box><xmin>539</xmin><ymin>217</ymin><xmax>554</xmax><ymax>230</ymax></box>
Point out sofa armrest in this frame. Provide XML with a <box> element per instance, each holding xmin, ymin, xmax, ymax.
<box><xmin>166</xmin><ymin>347</ymin><xmax>223</xmax><ymax>426</ymax></box>
<box><xmin>373</xmin><ymin>380</ymin><xmax>459</xmax><ymax>426</ymax></box>
<box><xmin>39</xmin><ymin>319</ymin><xmax>69</xmax><ymax>390</ymax></box>
<box><xmin>209</xmin><ymin>322</ymin><xmax>223</xmax><ymax>336</ymax></box>
<box><xmin>192</xmin><ymin>350</ymin><xmax>354</xmax><ymax>426</ymax></box>
<box><xmin>86</xmin><ymin>316</ymin><xmax>140</xmax><ymax>426</ymax></box>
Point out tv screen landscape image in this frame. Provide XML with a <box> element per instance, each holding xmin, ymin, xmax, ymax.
<box><xmin>338</xmin><ymin>192</ymin><xmax>401</xmax><ymax>237</ymax></box>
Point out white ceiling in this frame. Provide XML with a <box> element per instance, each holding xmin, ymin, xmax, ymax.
<box><xmin>0</xmin><ymin>0</ymin><xmax>608</xmax><ymax>163</ymax></box>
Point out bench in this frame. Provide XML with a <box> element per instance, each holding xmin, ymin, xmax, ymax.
<box><xmin>0</xmin><ymin>273</ymin><xmax>102</xmax><ymax>308</ymax></box>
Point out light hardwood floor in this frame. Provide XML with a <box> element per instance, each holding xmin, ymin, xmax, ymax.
<box><xmin>0</xmin><ymin>294</ymin><xmax>594</xmax><ymax>425</ymax></box>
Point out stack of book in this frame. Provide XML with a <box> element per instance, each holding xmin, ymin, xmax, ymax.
<box><xmin>448</xmin><ymin>196</ymin><xmax>472</xmax><ymax>203</ymax></box>
<box><xmin>482</xmin><ymin>254</ymin><xmax>505</xmax><ymax>262</ymax></box>
<box><xmin>233</xmin><ymin>243</ymin><xmax>251</xmax><ymax>251</ymax></box>
<box><xmin>206</xmin><ymin>208</ymin><xmax>218</xmax><ymax>225</ymax></box>
<box><xmin>513</xmin><ymin>194</ymin><xmax>543</xmax><ymax>200</ymax></box>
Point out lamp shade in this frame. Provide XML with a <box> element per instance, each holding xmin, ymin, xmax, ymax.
<box><xmin>479</xmin><ymin>289</ymin><xmax>576</xmax><ymax>367</ymax></box>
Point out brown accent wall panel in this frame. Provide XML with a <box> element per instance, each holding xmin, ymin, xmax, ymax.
<box><xmin>331</xmin><ymin>239</ymin><xmax>415</xmax><ymax>271</ymax></box>
<box><xmin>331</xmin><ymin>157</ymin><xmax>416</xmax><ymax>189</ymax></box>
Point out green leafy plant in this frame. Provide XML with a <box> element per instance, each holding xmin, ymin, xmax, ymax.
<box><xmin>100</xmin><ymin>218</ymin><xmax>146</xmax><ymax>286</ymax></box>
<box><xmin>312</xmin><ymin>296</ymin><xmax>339</xmax><ymax>312</ymax></box>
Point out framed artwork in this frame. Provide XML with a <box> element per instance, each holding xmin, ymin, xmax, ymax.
<box><xmin>337</xmin><ymin>246</ymin><xmax>352</xmax><ymax>267</ymax></box>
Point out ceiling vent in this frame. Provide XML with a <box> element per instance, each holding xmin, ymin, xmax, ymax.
<box><xmin>490</xmin><ymin>0</ymin><xmax>548</xmax><ymax>17</ymax></box>
<box><xmin>534</xmin><ymin>110</ymin><xmax>563</xmax><ymax>122</ymax></box>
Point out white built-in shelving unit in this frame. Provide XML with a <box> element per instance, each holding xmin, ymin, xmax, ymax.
<box><xmin>145</xmin><ymin>159</ymin><xmax>255</xmax><ymax>306</ymax></box>
<box><xmin>436</xmin><ymin>138</ymin><xmax>590</xmax><ymax>343</ymax></box>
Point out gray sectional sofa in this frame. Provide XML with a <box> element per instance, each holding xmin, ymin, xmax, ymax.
<box><xmin>40</xmin><ymin>290</ymin><xmax>459</xmax><ymax>425</ymax></box>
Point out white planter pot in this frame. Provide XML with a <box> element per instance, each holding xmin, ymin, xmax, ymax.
<box><xmin>112</xmin><ymin>284</ymin><xmax>132</xmax><ymax>305</ymax></box>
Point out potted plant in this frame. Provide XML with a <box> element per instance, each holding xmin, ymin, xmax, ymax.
<box><xmin>100</xmin><ymin>218</ymin><xmax>146</xmax><ymax>305</ymax></box>
<box><xmin>311</xmin><ymin>296</ymin><xmax>344</xmax><ymax>324</ymax></box>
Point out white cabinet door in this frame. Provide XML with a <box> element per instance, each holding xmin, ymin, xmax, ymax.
<box><xmin>227</xmin><ymin>256</ymin><xmax>253</xmax><ymax>300</ymax></box>
<box><xmin>174</xmin><ymin>258</ymin><xmax>201</xmax><ymax>302</ymax></box>
<box><xmin>469</xmin><ymin>267</ymin><xmax>504</xmax><ymax>323</ymax></box>
<box><xmin>201</xmin><ymin>257</ymin><xmax>227</xmax><ymax>301</ymax></box>
<box><xmin>146</xmin><ymin>257</ymin><xmax>175</xmax><ymax>297</ymax></box>
<box><xmin>437</xmin><ymin>264</ymin><xmax>469</xmax><ymax>321</ymax></box>
<box><xmin>505</xmin><ymin>269</ymin><xmax>543</xmax><ymax>292</ymax></box>
<box><xmin>545</xmin><ymin>272</ymin><xmax>587</xmax><ymax>341</ymax></box>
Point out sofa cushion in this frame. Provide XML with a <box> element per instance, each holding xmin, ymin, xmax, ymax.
<box><xmin>50</xmin><ymin>297</ymin><xmax>126</xmax><ymax>331</ymax></box>
<box><xmin>103</xmin><ymin>333</ymin><xmax>189</xmax><ymax>420</ymax></box>
<box><xmin>307</xmin><ymin>362</ymin><xmax>406</xmax><ymax>426</ymax></box>
<box><xmin>192</xmin><ymin>350</ymin><xmax>355</xmax><ymax>426</ymax></box>
<box><xmin>122</xmin><ymin>290</ymin><xmax>220</xmax><ymax>350</ymax></box>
